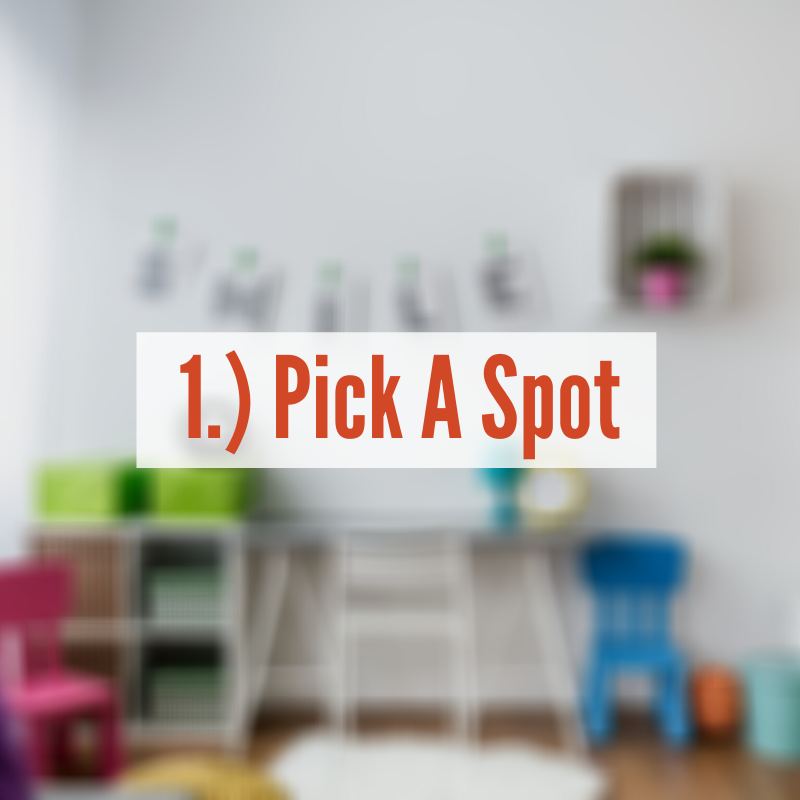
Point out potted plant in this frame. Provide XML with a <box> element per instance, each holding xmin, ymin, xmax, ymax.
<box><xmin>634</xmin><ymin>233</ymin><xmax>699</xmax><ymax>309</ymax></box>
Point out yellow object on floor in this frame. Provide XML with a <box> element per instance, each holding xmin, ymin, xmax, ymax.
<box><xmin>121</xmin><ymin>756</ymin><xmax>289</xmax><ymax>800</ymax></box>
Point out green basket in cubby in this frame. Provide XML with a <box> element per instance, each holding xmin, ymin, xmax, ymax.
<box><xmin>151</xmin><ymin>469</ymin><xmax>251</xmax><ymax>520</ymax></box>
<box><xmin>146</xmin><ymin>568</ymin><xmax>224</xmax><ymax>623</ymax></box>
<box><xmin>148</xmin><ymin>666</ymin><xmax>225</xmax><ymax>724</ymax></box>
<box><xmin>35</xmin><ymin>460</ymin><xmax>150</xmax><ymax>521</ymax></box>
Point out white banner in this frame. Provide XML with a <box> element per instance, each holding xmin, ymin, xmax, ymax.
<box><xmin>137</xmin><ymin>332</ymin><xmax>656</xmax><ymax>468</ymax></box>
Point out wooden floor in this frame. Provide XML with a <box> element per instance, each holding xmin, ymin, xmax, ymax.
<box><xmin>246</xmin><ymin>712</ymin><xmax>800</xmax><ymax>800</ymax></box>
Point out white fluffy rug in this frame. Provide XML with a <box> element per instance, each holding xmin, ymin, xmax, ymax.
<box><xmin>270</xmin><ymin>733</ymin><xmax>606</xmax><ymax>800</ymax></box>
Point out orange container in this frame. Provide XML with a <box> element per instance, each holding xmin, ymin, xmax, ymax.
<box><xmin>691</xmin><ymin>665</ymin><xmax>742</xmax><ymax>738</ymax></box>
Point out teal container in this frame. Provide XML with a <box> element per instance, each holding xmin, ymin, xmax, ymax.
<box><xmin>745</xmin><ymin>655</ymin><xmax>800</xmax><ymax>762</ymax></box>
<box><xmin>478</xmin><ymin>467</ymin><xmax>523</xmax><ymax>530</ymax></box>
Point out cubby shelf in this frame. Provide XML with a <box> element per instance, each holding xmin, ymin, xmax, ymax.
<box><xmin>31</xmin><ymin>522</ymin><xmax>248</xmax><ymax>749</ymax></box>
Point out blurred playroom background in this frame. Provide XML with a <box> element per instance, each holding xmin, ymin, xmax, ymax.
<box><xmin>2</xmin><ymin>1</ymin><xmax>800</xmax><ymax>798</ymax></box>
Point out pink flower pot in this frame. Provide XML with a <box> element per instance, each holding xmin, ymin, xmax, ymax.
<box><xmin>640</xmin><ymin>264</ymin><xmax>687</xmax><ymax>309</ymax></box>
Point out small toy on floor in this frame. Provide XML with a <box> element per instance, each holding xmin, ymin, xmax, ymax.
<box><xmin>690</xmin><ymin>665</ymin><xmax>742</xmax><ymax>740</ymax></box>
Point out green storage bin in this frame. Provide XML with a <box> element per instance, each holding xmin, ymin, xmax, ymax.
<box><xmin>36</xmin><ymin>460</ymin><xmax>150</xmax><ymax>521</ymax></box>
<box><xmin>146</xmin><ymin>568</ymin><xmax>223</xmax><ymax>623</ymax></box>
<box><xmin>745</xmin><ymin>655</ymin><xmax>800</xmax><ymax>762</ymax></box>
<box><xmin>152</xmin><ymin>469</ymin><xmax>250</xmax><ymax>520</ymax></box>
<box><xmin>148</xmin><ymin>667</ymin><xmax>225</xmax><ymax>724</ymax></box>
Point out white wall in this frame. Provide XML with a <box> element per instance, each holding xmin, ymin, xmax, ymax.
<box><xmin>0</xmin><ymin>0</ymin><xmax>78</xmax><ymax>556</ymax></box>
<box><xmin>39</xmin><ymin>0</ymin><xmax>800</xmax><ymax>702</ymax></box>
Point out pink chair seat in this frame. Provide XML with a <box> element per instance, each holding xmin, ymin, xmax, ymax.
<box><xmin>5</xmin><ymin>673</ymin><xmax>114</xmax><ymax>718</ymax></box>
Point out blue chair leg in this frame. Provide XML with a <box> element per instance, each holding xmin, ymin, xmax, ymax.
<box><xmin>658</xmin><ymin>661</ymin><xmax>691</xmax><ymax>747</ymax></box>
<box><xmin>584</xmin><ymin>660</ymin><xmax>613</xmax><ymax>744</ymax></box>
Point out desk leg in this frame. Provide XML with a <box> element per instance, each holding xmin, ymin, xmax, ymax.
<box><xmin>523</xmin><ymin>551</ymin><xmax>585</xmax><ymax>752</ymax></box>
<box><xmin>240</xmin><ymin>549</ymin><xmax>290</xmax><ymax>741</ymax></box>
<box><xmin>459</xmin><ymin>545</ymin><xmax>480</xmax><ymax>743</ymax></box>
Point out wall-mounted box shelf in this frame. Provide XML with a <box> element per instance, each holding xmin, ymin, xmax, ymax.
<box><xmin>604</xmin><ymin>169</ymin><xmax>728</xmax><ymax>310</ymax></box>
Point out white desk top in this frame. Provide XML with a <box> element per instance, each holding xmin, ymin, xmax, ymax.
<box><xmin>243</xmin><ymin>519</ymin><xmax>593</xmax><ymax>550</ymax></box>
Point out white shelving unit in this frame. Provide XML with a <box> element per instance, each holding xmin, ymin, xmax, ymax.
<box><xmin>32</xmin><ymin>522</ymin><xmax>250</xmax><ymax>751</ymax></box>
<box><xmin>603</xmin><ymin>169</ymin><xmax>729</xmax><ymax>309</ymax></box>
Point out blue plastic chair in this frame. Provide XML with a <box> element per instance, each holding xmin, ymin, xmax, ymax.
<box><xmin>581</xmin><ymin>535</ymin><xmax>691</xmax><ymax>746</ymax></box>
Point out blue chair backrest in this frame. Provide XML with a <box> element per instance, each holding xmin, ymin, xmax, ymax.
<box><xmin>582</xmin><ymin>535</ymin><xmax>688</xmax><ymax>647</ymax></box>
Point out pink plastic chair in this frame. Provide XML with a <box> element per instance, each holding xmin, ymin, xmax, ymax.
<box><xmin>0</xmin><ymin>561</ymin><xmax>123</xmax><ymax>780</ymax></box>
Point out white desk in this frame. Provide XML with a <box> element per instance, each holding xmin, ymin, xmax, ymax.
<box><xmin>242</xmin><ymin>522</ymin><xmax>589</xmax><ymax>751</ymax></box>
